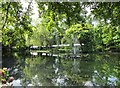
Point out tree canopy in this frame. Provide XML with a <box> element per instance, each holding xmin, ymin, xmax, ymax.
<box><xmin>1</xmin><ymin>1</ymin><xmax>120</xmax><ymax>52</ymax></box>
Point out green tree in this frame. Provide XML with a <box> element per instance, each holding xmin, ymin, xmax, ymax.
<box><xmin>2</xmin><ymin>2</ymin><xmax>33</xmax><ymax>50</ymax></box>
<box><xmin>83</xmin><ymin>2</ymin><xmax>120</xmax><ymax>51</ymax></box>
<box><xmin>93</xmin><ymin>24</ymin><xmax>120</xmax><ymax>52</ymax></box>
<box><xmin>36</xmin><ymin>2</ymin><xmax>86</xmax><ymax>46</ymax></box>
<box><xmin>63</xmin><ymin>23</ymin><xmax>95</xmax><ymax>53</ymax></box>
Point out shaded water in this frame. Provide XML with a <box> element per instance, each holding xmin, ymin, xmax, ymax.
<box><xmin>2</xmin><ymin>52</ymin><xmax>120</xmax><ymax>86</ymax></box>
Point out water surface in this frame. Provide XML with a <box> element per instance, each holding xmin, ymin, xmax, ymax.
<box><xmin>2</xmin><ymin>52</ymin><xmax>120</xmax><ymax>86</ymax></box>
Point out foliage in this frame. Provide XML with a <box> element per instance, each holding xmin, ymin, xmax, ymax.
<box><xmin>91</xmin><ymin>2</ymin><xmax>120</xmax><ymax>26</ymax></box>
<box><xmin>63</xmin><ymin>23</ymin><xmax>95</xmax><ymax>52</ymax></box>
<box><xmin>94</xmin><ymin>24</ymin><xmax>120</xmax><ymax>51</ymax></box>
<box><xmin>27</xmin><ymin>25</ymin><xmax>52</xmax><ymax>47</ymax></box>
<box><xmin>83</xmin><ymin>2</ymin><xmax>120</xmax><ymax>51</ymax></box>
<box><xmin>35</xmin><ymin>2</ymin><xmax>86</xmax><ymax>47</ymax></box>
<box><xmin>0</xmin><ymin>68</ymin><xmax>14</xmax><ymax>86</ymax></box>
<box><xmin>0</xmin><ymin>68</ymin><xmax>9</xmax><ymax>81</ymax></box>
<box><xmin>38</xmin><ymin>2</ymin><xmax>84</xmax><ymax>26</ymax></box>
<box><xmin>2</xmin><ymin>2</ymin><xmax>33</xmax><ymax>49</ymax></box>
<box><xmin>1</xmin><ymin>2</ymin><xmax>120</xmax><ymax>52</ymax></box>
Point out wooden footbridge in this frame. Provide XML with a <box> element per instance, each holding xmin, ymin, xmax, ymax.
<box><xmin>30</xmin><ymin>44</ymin><xmax>81</xmax><ymax>49</ymax></box>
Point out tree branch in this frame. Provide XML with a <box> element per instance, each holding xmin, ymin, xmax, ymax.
<box><xmin>2</xmin><ymin>2</ymin><xmax>11</xmax><ymax>30</ymax></box>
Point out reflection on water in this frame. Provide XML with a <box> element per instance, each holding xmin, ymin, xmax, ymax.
<box><xmin>2</xmin><ymin>52</ymin><xmax>120</xmax><ymax>86</ymax></box>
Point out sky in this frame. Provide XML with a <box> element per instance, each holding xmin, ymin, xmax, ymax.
<box><xmin>21</xmin><ymin>0</ymin><xmax>39</xmax><ymax>25</ymax></box>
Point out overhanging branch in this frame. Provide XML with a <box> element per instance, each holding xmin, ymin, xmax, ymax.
<box><xmin>2</xmin><ymin>2</ymin><xmax>11</xmax><ymax>30</ymax></box>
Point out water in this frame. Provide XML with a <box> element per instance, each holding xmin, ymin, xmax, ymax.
<box><xmin>2</xmin><ymin>52</ymin><xmax>120</xmax><ymax>86</ymax></box>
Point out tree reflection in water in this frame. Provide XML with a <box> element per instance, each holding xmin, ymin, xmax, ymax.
<box><xmin>3</xmin><ymin>52</ymin><xmax>120</xmax><ymax>86</ymax></box>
